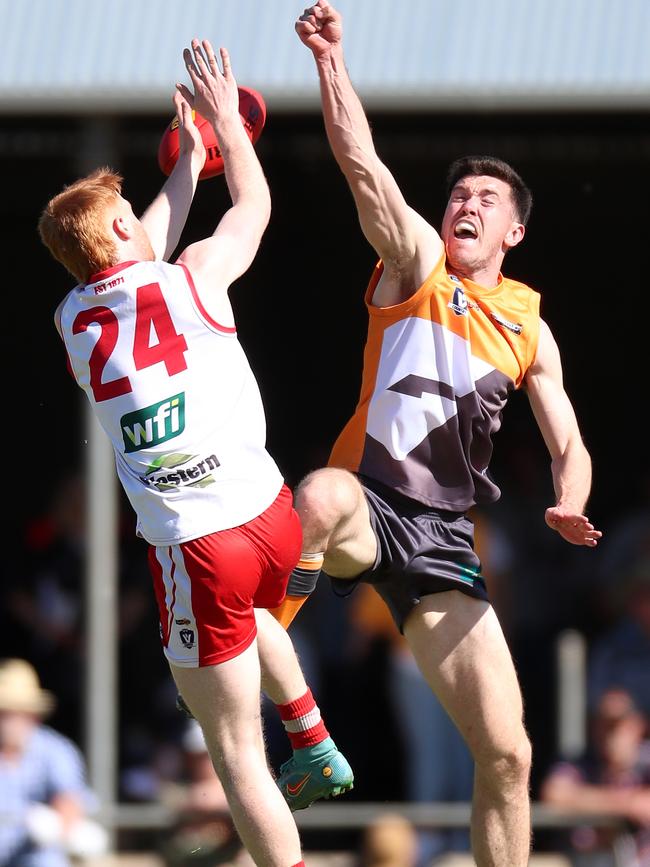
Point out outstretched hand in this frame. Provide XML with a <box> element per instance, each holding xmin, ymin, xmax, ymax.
<box><xmin>177</xmin><ymin>39</ymin><xmax>239</xmax><ymax>127</ymax></box>
<box><xmin>171</xmin><ymin>88</ymin><xmax>205</xmax><ymax>168</ymax></box>
<box><xmin>545</xmin><ymin>506</ymin><xmax>602</xmax><ymax>547</ymax></box>
<box><xmin>296</xmin><ymin>1</ymin><xmax>343</xmax><ymax>58</ymax></box>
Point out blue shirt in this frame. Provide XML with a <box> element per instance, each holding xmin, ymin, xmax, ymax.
<box><xmin>0</xmin><ymin>725</ymin><xmax>90</xmax><ymax>867</ymax></box>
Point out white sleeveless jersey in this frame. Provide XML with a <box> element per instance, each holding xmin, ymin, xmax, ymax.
<box><xmin>59</xmin><ymin>259</ymin><xmax>283</xmax><ymax>545</ymax></box>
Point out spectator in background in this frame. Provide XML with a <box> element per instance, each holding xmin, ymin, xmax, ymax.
<box><xmin>3</xmin><ymin>473</ymin><xmax>86</xmax><ymax>743</ymax></box>
<box><xmin>360</xmin><ymin>814</ymin><xmax>418</xmax><ymax>867</ymax></box>
<box><xmin>2</xmin><ymin>470</ymin><xmax>177</xmax><ymax>796</ymax></box>
<box><xmin>588</xmin><ymin>565</ymin><xmax>650</xmax><ymax>718</ymax></box>
<box><xmin>157</xmin><ymin>719</ymin><xmax>243</xmax><ymax>866</ymax></box>
<box><xmin>0</xmin><ymin>658</ymin><xmax>107</xmax><ymax>866</ymax></box>
<box><xmin>540</xmin><ymin>687</ymin><xmax>650</xmax><ymax>867</ymax></box>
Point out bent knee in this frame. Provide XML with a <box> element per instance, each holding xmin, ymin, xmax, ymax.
<box><xmin>294</xmin><ymin>468</ymin><xmax>363</xmax><ymax>533</ymax></box>
<box><xmin>475</xmin><ymin>732</ymin><xmax>532</xmax><ymax>787</ymax></box>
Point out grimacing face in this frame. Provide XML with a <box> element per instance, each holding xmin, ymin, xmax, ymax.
<box><xmin>440</xmin><ymin>175</ymin><xmax>524</xmax><ymax>279</ymax></box>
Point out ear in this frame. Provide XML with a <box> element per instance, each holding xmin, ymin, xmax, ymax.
<box><xmin>113</xmin><ymin>215</ymin><xmax>131</xmax><ymax>241</ymax></box>
<box><xmin>503</xmin><ymin>221</ymin><xmax>525</xmax><ymax>252</ymax></box>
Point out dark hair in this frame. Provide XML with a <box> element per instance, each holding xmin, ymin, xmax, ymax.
<box><xmin>445</xmin><ymin>155</ymin><xmax>533</xmax><ymax>226</ymax></box>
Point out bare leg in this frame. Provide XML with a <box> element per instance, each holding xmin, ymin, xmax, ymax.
<box><xmin>256</xmin><ymin>608</ymin><xmax>310</xmax><ymax>703</ymax></box>
<box><xmin>170</xmin><ymin>641</ymin><xmax>303</xmax><ymax>867</ymax></box>
<box><xmin>404</xmin><ymin>592</ymin><xmax>532</xmax><ymax>867</ymax></box>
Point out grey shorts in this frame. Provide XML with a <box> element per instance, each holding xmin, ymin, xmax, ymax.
<box><xmin>327</xmin><ymin>475</ymin><xmax>489</xmax><ymax>632</ymax></box>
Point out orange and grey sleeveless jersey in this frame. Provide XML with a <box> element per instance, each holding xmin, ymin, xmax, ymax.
<box><xmin>329</xmin><ymin>253</ymin><xmax>541</xmax><ymax>510</ymax></box>
<box><xmin>60</xmin><ymin>259</ymin><xmax>283</xmax><ymax>545</ymax></box>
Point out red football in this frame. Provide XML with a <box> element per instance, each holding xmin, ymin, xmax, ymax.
<box><xmin>158</xmin><ymin>86</ymin><xmax>267</xmax><ymax>181</ymax></box>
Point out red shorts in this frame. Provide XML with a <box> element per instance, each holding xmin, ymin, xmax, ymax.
<box><xmin>148</xmin><ymin>484</ymin><xmax>302</xmax><ymax>668</ymax></box>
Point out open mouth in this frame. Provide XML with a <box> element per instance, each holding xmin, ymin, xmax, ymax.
<box><xmin>453</xmin><ymin>220</ymin><xmax>478</xmax><ymax>239</ymax></box>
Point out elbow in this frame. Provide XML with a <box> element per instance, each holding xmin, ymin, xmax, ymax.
<box><xmin>251</xmin><ymin>197</ymin><xmax>272</xmax><ymax>244</ymax></box>
<box><xmin>260</xmin><ymin>193</ymin><xmax>272</xmax><ymax>228</ymax></box>
<box><xmin>252</xmin><ymin>178</ymin><xmax>271</xmax><ymax>226</ymax></box>
<box><xmin>252</xmin><ymin>199</ymin><xmax>271</xmax><ymax>241</ymax></box>
<box><xmin>236</xmin><ymin>187</ymin><xmax>271</xmax><ymax>234</ymax></box>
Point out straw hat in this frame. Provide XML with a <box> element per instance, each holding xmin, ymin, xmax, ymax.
<box><xmin>0</xmin><ymin>659</ymin><xmax>55</xmax><ymax>715</ymax></box>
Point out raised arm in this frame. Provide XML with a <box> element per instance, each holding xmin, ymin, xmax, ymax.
<box><xmin>139</xmin><ymin>89</ymin><xmax>206</xmax><ymax>261</ymax></box>
<box><xmin>525</xmin><ymin>319</ymin><xmax>602</xmax><ymax>547</ymax></box>
<box><xmin>175</xmin><ymin>40</ymin><xmax>270</xmax><ymax>318</ymax></box>
<box><xmin>296</xmin><ymin>1</ymin><xmax>442</xmax><ymax>289</ymax></box>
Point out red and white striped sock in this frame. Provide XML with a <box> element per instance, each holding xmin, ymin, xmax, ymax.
<box><xmin>277</xmin><ymin>688</ymin><xmax>329</xmax><ymax>749</ymax></box>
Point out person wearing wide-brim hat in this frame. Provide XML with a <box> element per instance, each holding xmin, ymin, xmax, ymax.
<box><xmin>0</xmin><ymin>658</ymin><xmax>56</xmax><ymax>717</ymax></box>
<box><xmin>0</xmin><ymin>658</ymin><xmax>108</xmax><ymax>864</ymax></box>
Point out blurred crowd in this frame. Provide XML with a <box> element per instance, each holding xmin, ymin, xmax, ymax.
<box><xmin>2</xmin><ymin>456</ymin><xmax>650</xmax><ymax>867</ymax></box>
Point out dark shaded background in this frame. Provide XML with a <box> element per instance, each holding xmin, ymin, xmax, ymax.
<box><xmin>1</xmin><ymin>108</ymin><xmax>647</xmax><ymax>822</ymax></box>
<box><xmin>6</xmin><ymin>108</ymin><xmax>642</xmax><ymax>525</ymax></box>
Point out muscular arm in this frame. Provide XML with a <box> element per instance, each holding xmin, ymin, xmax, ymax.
<box><xmin>139</xmin><ymin>90</ymin><xmax>205</xmax><ymax>261</ymax></box>
<box><xmin>525</xmin><ymin>319</ymin><xmax>602</xmax><ymax>546</ymax></box>
<box><xmin>298</xmin><ymin>2</ymin><xmax>442</xmax><ymax>298</ymax></box>
<box><xmin>175</xmin><ymin>42</ymin><xmax>270</xmax><ymax>321</ymax></box>
<box><xmin>177</xmin><ymin>113</ymin><xmax>270</xmax><ymax>289</ymax></box>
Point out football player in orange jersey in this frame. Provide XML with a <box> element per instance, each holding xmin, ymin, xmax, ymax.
<box><xmin>272</xmin><ymin>3</ymin><xmax>603</xmax><ymax>865</ymax></box>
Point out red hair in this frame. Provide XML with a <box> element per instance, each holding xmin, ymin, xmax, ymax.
<box><xmin>38</xmin><ymin>167</ymin><xmax>123</xmax><ymax>283</ymax></box>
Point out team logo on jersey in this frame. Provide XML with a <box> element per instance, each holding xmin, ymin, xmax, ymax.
<box><xmin>139</xmin><ymin>452</ymin><xmax>219</xmax><ymax>491</ymax></box>
<box><xmin>448</xmin><ymin>285</ymin><xmax>469</xmax><ymax>316</ymax></box>
<box><xmin>179</xmin><ymin>628</ymin><xmax>195</xmax><ymax>649</ymax></box>
<box><xmin>121</xmin><ymin>393</ymin><xmax>185</xmax><ymax>453</ymax></box>
<box><xmin>490</xmin><ymin>311</ymin><xmax>523</xmax><ymax>334</ymax></box>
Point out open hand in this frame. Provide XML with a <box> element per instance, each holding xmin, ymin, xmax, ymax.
<box><xmin>177</xmin><ymin>39</ymin><xmax>238</xmax><ymax>127</ymax></box>
<box><xmin>296</xmin><ymin>1</ymin><xmax>343</xmax><ymax>58</ymax></box>
<box><xmin>545</xmin><ymin>506</ymin><xmax>602</xmax><ymax>547</ymax></box>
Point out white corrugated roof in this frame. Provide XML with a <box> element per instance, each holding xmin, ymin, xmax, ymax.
<box><xmin>1</xmin><ymin>0</ymin><xmax>650</xmax><ymax>112</ymax></box>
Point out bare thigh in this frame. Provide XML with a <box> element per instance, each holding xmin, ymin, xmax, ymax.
<box><xmin>170</xmin><ymin>640</ymin><xmax>264</xmax><ymax>757</ymax></box>
<box><xmin>404</xmin><ymin>591</ymin><xmax>528</xmax><ymax>764</ymax></box>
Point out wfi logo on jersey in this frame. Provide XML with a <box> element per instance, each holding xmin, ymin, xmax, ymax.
<box><xmin>121</xmin><ymin>393</ymin><xmax>185</xmax><ymax>454</ymax></box>
<box><xmin>448</xmin><ymin>286</ymin><xmax>469</xmax><ymax>316</ymax></box>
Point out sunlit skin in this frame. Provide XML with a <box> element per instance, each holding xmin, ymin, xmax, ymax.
<box><xmin>110</xmin><ymin>194</ymin><xmax>156</xmax><ymax>263</ymax></box>
<box><xmin>440</xmin><ymin>175</ymin><xmax>526</xmax><ymax>288</ymax></box>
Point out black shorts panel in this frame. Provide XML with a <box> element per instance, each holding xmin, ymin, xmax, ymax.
<box><xmin>328</xmin><ymin>476</ymin><xmax>489</xmax><ymax>632</ymax></box>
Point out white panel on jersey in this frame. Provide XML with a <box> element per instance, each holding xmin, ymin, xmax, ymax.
<box><xmin>367</xmin><ymin>317</ymin><xmax>495</xmax><ymax>461</ymax></box>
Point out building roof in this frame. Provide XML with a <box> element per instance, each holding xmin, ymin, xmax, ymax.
<box><xmin>2</xmin><ymin>0</ymin><xmax>650</xmax><ymax>113</ymax></box>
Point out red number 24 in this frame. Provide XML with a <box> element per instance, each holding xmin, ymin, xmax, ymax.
<box><xmin>72</xmin><ymin>282</ymin><xmax>188</xmax><ymax>402</ymax></box>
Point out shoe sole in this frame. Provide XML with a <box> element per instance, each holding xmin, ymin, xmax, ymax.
<box><xmin>288</xmin><ymin>780</ymin><xmax>354</xmax><ymax>811</ymax></box>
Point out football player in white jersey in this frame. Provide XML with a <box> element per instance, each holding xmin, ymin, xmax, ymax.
<box><xmin>38</xmin><ymin>39</ymin><xmax>351</xmax><ymax>866</ymax></box>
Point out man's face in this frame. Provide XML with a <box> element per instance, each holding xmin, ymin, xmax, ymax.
<box><xmin>592</xmin><ymin>690</ymin><xmax>646</xmax><ymax>768</ymax></box>
<box><xmin>0</xmin><ymin>709</ymin><xmax>37</xmax><ymax>751</ymax></box>
<box><xmin>440</xmin><ymin>175</ymin><xmax>524</xmax><ymax>277</ymax></box>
